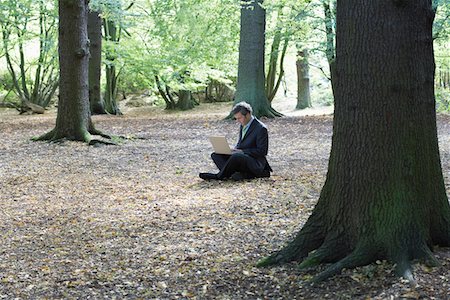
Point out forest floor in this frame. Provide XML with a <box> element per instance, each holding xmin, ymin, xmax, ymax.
<box><xmin>0</xmin><ymin>101</ymin><xmax>449</xmax><ymax>299</ymax></box>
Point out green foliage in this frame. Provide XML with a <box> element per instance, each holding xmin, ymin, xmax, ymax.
<box><xmin>436</xmin><ymin>87</ymin><xmax>450</xmax><ymax>112</ymax></box>
<box><xmin>0</xmin><ymin>0</ymin><xmax>59</xmax><ymax>107</ymax></box>
<box><xmin>434</xmin><ymin>1</ymin><xmax>449</xmax><ymax>112</ymax></box>
<box><xmin>115</xmin><ymin>0</ymin><xmax>240</xmax><ymax>96</ymax></box>
<box><xmin>0</xmin><ymin>0</ymin><xmax>447</xmax><ymax>113</ymax></box>
<box><xmin>433</xmin><ymin>0</ymin><xmax>450</xmax><ymax>41</ymax></box>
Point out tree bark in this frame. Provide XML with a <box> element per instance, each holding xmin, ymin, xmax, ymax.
<box><xmin>265</xmin><ymin>9</ymin><xmax>282</xmax><ymax>103</ymax></box>
<box><xmin>177</xmin><ymin>90</ymin><xmax>195</xmax><ymax>110</ymax></box>
<box><xmin>258</xmin><ymin>0</ymin><xmax>450</xmax><ymax>282</ymax></box>
<box><xmin>103</xmin><ymin>19</ymin><xmax>122</xmax><ymax>115</ymax></box>
<box><xmin>36</xmin><ymin>0</ymin><xmax>95</xmax><ymax>142</ymax></box>
<box><xmin>296</xmin><ymin>49</ymin><xmax>311</xmax><ymax>109</ymax></box>
<box><xmin>88</xmin><ymin>9</ymin><xmax>106</xmax><ymax>115</ymax></box>
<box><xmin>233</xmin><ymin>0</ymin><xmax>282</xmax><ymax>118</ymax></box>
<box><xmin>323</xmin><ymin>0</ymin><xmax>336</xmax><ymax>81</ymax></box>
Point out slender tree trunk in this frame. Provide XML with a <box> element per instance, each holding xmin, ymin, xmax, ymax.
<box><xmin>103</xmin><ymin>19</ymin><xmax>121</xmax><ymax>115</ymax></box>
<box><xmin>31</xmin><ymin>1</ymin><xmax>45</xmax><ymax>105</ymax></box>
<box><xmin>267</xmin><ymin>36</ymin><xmax>289</xmax><ymax>104</ymax></box>
<box><xmin>88</xmin><ymin>9</ymin><xmax>106</xmax><ymax>115</ymax></box>
<box><xmin>323</xmin><ymin>0</ymin><xmax>336</xmax><ymax>81</ymax></box>
<box><xmin>296</xmin><ymin>49</ymin><xmax>311</xmax><ymax>109</ymax></box>
<box><xmin>259</xmin><ymin>0</ymin><xmax>450</xmax><ymax>282</ymax></box>
<box><xmin>265</xmin><ymin>9</ymin><xmax>282</xmax><ymax>102</ymax></box>
<box><xmin>155</xmin><ymin>75</ymin><xmax>175</xmax><ymax>110</ymax></box>
<box><xmin>233</xmin><ymin>0</ymin><xmax>282</xmax><ymax>118</ymax></box>
<box><xmin>17</xmin><ymin>25</ymin><xmax>30</xmax><ymax>102</ymax></box>
<box><xmin>2</xmin><ymin>28</ymin><xmax>25</xmax><ymax>103</ymax></box>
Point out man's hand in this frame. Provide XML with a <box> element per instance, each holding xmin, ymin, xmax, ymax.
<box><xmin>232</xmin><ymin>148</ymin><xmax>244</xmax><ymax>154</ymax></box>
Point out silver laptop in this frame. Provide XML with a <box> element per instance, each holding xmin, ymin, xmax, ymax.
<box><xmin>208</xmin><ymin>136</ymin><xmax>232</xmax><ymax>155</ymax></box>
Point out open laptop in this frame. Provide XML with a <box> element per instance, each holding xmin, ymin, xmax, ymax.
<box><xmin>208</xmin><ymin>136</ymin><xmax>232</xmax><ymax>155</ymax></box>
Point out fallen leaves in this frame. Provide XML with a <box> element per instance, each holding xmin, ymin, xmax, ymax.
<box><xmin>0</xmin><ymin>108</ymin><xmax>449</xmax><ymax>299</ymax></box>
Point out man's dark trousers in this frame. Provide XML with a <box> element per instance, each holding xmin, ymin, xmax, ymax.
<box><xmin>211</xmin><ymin>152</ymin><xmax>267</xmax><ymax>179</ymax></box>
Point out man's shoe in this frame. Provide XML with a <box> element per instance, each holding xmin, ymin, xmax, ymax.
<box><xmin>258</xmin><ymin>170</ymin><xmax>271</xmax><ymax>178</ymax></box>
<box><xmin>199</xmin><ymin>172</ymin><xmax>218</xmax><ymax>180</ymax></box>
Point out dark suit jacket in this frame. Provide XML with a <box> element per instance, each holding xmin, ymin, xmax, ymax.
<box><xmin>235</xmin><ymin>118</ymin><xmax>272</xmax><ymax>174</ymax></box>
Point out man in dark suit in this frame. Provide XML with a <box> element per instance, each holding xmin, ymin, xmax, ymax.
<box><xmin>199</xmin><ymin>102</ymin><xmax>272</xmax><ymax>181</ymax></box>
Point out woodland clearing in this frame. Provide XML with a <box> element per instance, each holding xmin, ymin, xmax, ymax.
<box><xmin>0</xmin><ymin>102</ymin><xmax>449</xmax><ymax>299</ymax></box>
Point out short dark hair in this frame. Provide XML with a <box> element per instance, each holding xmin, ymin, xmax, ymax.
<box><xmin>231</xmin><ymin>101</ymin><xmax>253</xmax><ymax>116</ymax></box>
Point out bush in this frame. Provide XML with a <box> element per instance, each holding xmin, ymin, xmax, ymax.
<box><xmin>436</xmin><ymin>87</ymin><xmax>450</xmax><ymax>113</ymax></box>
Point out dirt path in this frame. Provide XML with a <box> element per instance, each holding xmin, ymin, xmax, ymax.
<box><xmin>0</xmin><ymin>106</ymin><xmax>449</xmax><ymax>299</ymax></box>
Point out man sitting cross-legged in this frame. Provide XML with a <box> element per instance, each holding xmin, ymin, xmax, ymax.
<box><xmin>199</xmin><ymin>101</ymin><xmax>272</xmax><ymax>181</ymax></box>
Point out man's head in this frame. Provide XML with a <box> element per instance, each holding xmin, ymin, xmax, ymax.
<box><xmin>231</xmin><ymin>102</ymin><xmax>253</xmax><ymax>126</ymax></box>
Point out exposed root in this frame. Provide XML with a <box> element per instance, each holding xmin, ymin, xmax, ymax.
<box><xmin>256</xmin><ymin>256</ymin><xmax>281</xmax><ymax>268</ymax></box>
<box><xmin>89</xmin><ymin>128</ymin><xmax>113</xmax><ymax>139</ymax></box>
<box><xmin>430</xmin><ymin>207</ymin><xmax>450</xmax><ymax>247</ymax></box>
<box><xmin>89</xmin><ymin>139</ymin><xmax>117</xmax><ymax>146</ymax></box>
<box><xmin>417</xmin><ymin>244</ymin><xmax>440</xmax><ymax>268</ymax></box>
<box><xmin>33</xmin><ymin>129</ymin><xmax>95</xmax><ymax>145</ymax></box>
<box><xmin>268</xmin><ymin>106</ymin><xmax>283</xmax><ymax>118</ymax></box>
<box><xmin>32</xmin><ymin>129</ymin><xmax>56</xmax><ymax>142</ymax></box>
<box><xmin>256</xmin><ymin>238</ymin><xmax>312</xmax><ymax>267</ymax></box>
<box><xmin>395</xmin><ymin>259</ymin><xmax>416</xmax><ymax>284</ymax></box>
<box><xmin>313</xmin><ymin>244</ymin><xmax>376</xmax><ymax>283</ymax></box>
<box><xmin>297</xmin><ymin>253</ymin><xmax>321</xmax><ymax>270</ymax></box>
<box><xmin>298</xmin><ymin>238</ymin><xmax>349</xmax><ymax>270</ymax></box>
<box><xmin>257</xmin><ymin>216</ymin><xmax>326</xmax><ymax>267</ymax></box>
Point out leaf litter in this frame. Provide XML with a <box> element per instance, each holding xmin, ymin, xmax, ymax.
<box><xmin>0</xmin><ymin>106</ymin><xmax>449</xmax><ymax>299</ymax></box>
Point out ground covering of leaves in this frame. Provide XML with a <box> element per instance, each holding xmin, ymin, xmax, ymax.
<box><xmin>0</xmin><ymin>104</ymin><xmax>449</xmax><ymax>299</ymax></box>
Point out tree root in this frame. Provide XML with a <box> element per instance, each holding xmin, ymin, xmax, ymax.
<box><xmin>257</xmin><ymin>215</ymin><xmax>326</xmax><ymax>267</ymax></box>
<box><xmin>88</xmin><ymin>139</ymin><xmax>117</xmax><ymax>146</ymax></box>
<box><xmin>430</xmin><ymin>207</ymin><xmax>450</xmax><ymax>247</ymax></box>
<box><xmin>33</xmin><ymin>130</ymin><xmax>92</xmax><ymax>144</ymax></box>
<box><xmin>395</xmin><ymin>258</ymin><xmax>415</xmax><ymax>284</ymax></box>
<box><xmin>417</xmin><ymin>244</ymin><xmax>440</xmax><ymax>268</ymax></box>
<box><xmin>298</xmin><ymin>237</ymin><xmax>349</xmax><ymax>270</ymax></box>
<box><xmin>32</xmin><ymin>129</ymin><xmax>56</xmax><ymax>142</ymax></box>
<box><xmin>89</xmin><ymin>128</ymin><xmax>113</xmax><ymax>139</ymax></box>
<box><xmin>268</xmin><ymin>106</ymin><xmax>283</xmax><ymax>118</ymax></box>
<box><xmin>256</xmin><ymin>237</ymin><xmax>311</xmax><ymax>267</ymax></box>
<box><xmin>313</xmin><ymin>243</ymin><xmax>377</xmax><ymax>282</ymax></box>
<box><xmin>32</xmin><ymin>128</ymin><xmax>118</xmax><ymax>146</ymax></box>
<box><xmin>256</xmin><ymin>236</ymin><xmax>318</xmax><ymax>267</ymax></box>
<box><xmin>391</xmin><ymin>241</ymin><xmax>443</xmax><ymax>285</ymax></box>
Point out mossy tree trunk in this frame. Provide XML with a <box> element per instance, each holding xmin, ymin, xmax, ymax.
<box><xmin>296</xmin><ymin>49</ymin><xmax>311</xmax><ymax>109</ymax></box>
<box><xmin>233</xmin><ymin>0</ymin><xmax>282</xmax><ymax>118</ymax></box>
<box><xmin>88</xmin><ymin>9</ymin><xmax>106</xmax><ymax>115</ymax></box>
<box><xmin>36</xmin><ymin>0</ymin><xmax>104</xmax><ymax>143</ymax></box>
<box><xmin>258</xmin><ymin>0</ymin><xmax>450</xmax><ymax>282</ymax></box>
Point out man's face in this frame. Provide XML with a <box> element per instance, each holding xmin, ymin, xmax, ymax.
<box><xmin>234</xmin><ymin>112</ymin><xmax>250</xmax><ymax>126</ymax></box>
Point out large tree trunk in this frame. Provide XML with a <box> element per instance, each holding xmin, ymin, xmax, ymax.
<box><xmin>88</xmin><ymin>9</ymin><xmax>106</xmax><ymax>115</ymax></box>
<box><xmin>36</xmin><ymin>0</ymin><xmax>102</xmax><ymax>143</ymax></box>
<box><xmin>176</xmin><ymin>90</ymin><xmax>195</xmax><ymax>111</ymax></box>
<box><xmin>258</xmin><ymin>0</ymin><xmax>450</xmax><ymax>282</ymax></box>
<box><xmin>296</xmin><ymin>49</ymin><xmax>311</xmax><ymax>109</ymax></box>
<box><xmin>233</xmin><ymin>0</ymin><xmax>282</xmax><ymax>118</ymax></box>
